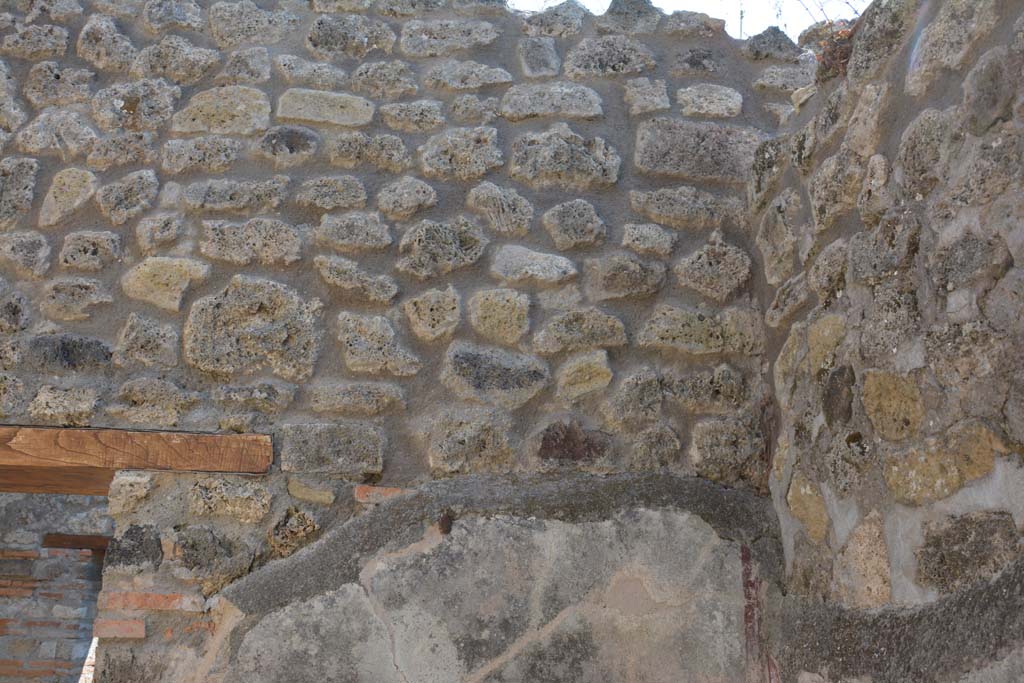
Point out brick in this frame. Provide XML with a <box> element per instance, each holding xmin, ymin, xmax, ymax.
<box><xmin>353</xmin><ymin>484</ymin><xmax>410</xmax><ymax>505</ymax></box>
<box><xmin>94</xmin><ymin>618</ymin><xmax>145</xmax><ymax>639</ymax></box>
<box><xmin>0</xmin><ymin>550</ymin><xmax>39</xmax><ymax>560</ymax></box>
<box><xmin>98</xmin><ymin>591</ymin><xmax>203</xmax><ymax>612</ymax></box>
<box><xmin>0</xmin><ymin>588</ymin><xmax>34</xmax><ymax>598</ymax></box>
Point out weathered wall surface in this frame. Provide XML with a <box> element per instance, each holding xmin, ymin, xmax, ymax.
<box><xmin>0</xmin><ymin>493</ymin><xmax>109</xmax><ymax>683</ymax></box>
<box><xmin>3</xmin><ymin>0</ymin><xmax>1024</xmax><ymax>680</ymax></box>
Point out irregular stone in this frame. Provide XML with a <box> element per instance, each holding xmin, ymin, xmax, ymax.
<box><xmin>756</xmin><ymin>189</ymin><xmax>800</xmax><ymax>286</ymax></box>
<box><xmin>449</xmin><ymin>94</ymin><xmax>498</xmax><ymax>124</ymax></box>
<box><xmin>786</xmin><ymin>472</ymin><xmax>829</xmax><ymax>544</ymax></box>
<box><xmin>253</xmin><ymin>126</ymin><xmax>319</xmax><ymax>168</ymax></box>
<box><xmin>962</xmin><ymin>46</ymin><xmax>1016</xmax><ymax>136</ymax></box>
<box><xmin>689</xmin><ymin>416</ymin><xmax>766</xmax><ymax>490</ymax></box>
<box><xmin>542</xmin><ymin>199</ymin><xmax>605</xmax><ymax>250</ymax></box>
<box><xmin>274</xmin><ymin>54</ymin><xmax>347</xmax><ymax>90</ymax></box>
<box><xmin>467</xmin><ymin>287</ymin><xmax>529</xmax><ymax>345</ymax></box>
<box><xmin>200</xmin><ymin>218</ymin><xmax>301</xmax><ymax>266</ymax></box>
<box><xmin>76</xmin><ymin>14</ymin><xmax>134</xmax><ymax>71</ymax></box>
<box><xmin>95</xmin><ymin>170</ymin><xmax>158</xmax><ymax>225</ymax></box>
<box><xmin>306</xmin><ymin>14</ymin><xmax>395</xmax><ymax>60</ymax></box>
<box><xmin>465</xmin><ymin>182</ymin><xmax>532</xmax><ymax>237</ymax></box>
<box><xmin>847</xmin><ymin>0</ymin><xmax>918</xmax><ymax>82</ymax></box>
<box><xmin>182</xmin><ymin>176</ymin><xmax>288</xmax><ymax>213</ymax></box>
<box><xmin>121</xmin><ymin>256</ymin><xmax>209</xmax><ymax>311</ymax></box>
<box><xmin>26</xmin><ymin>334</ymin><xmax>111</xmax><ymax>373</ymax></box>
<box><xmin>0</xmin><ymin>24</ymin><xmax>66</xmax><ymax>62</ymax></box>
<box><xmin>600</xmin><ymin>366</ymin><xmax>662</xmax><ymax>430</ymax></box>
<box><xmin>847</xmin><ymin>209</ymin><xmax>921</xmax><ymax>285</ymax></box>
<box><xmin>38</xmin><ymin>168</ymin><xmax>97</xmax><ymax>228</ymax></box>
<box><xmin>348</xmin><ymin>60</ymin><xmax>417</xmax><ymax>100</ymax></box>
<box><xmin>426</xmin><ymin>406</ymin><xmax>512</xmax><ymax>475</ymax></box>
<box><xmin>105</xmin><ymin>525</ymin><xmax>162</xmax><ymax>574</ymax></box>
<box><xmin>419</xmin><ymin>126</ymin><xmax>503</xmax><ymax>180</ymax></box>
<box><xmin>0</xmin><ymin>230</ymin><xmax>48</xmax><ymax>277</ymax></box>
<box><xmin>809</xmin><ymin>149</ymin><xmax>865</xmax><ymax>233</ymax></box>
<box><xmin>490</xmin><ymin>245</ymin><xmax>576</xmax><ymax>286</ymax></box>
<box><xmin>336</xmin><ymin>311</ymin><xmax>420</xmax><ymax>376</ymax></box>
<box><xmin>584</xmin><ymin>252</ymin><xmax>664</xmax><ymax>301</ymax></box>
<box><xmin>862</xmin><ymin>369</ymin><xmax>924</xmax><ymax>442</ymax></box>
<box><xmin>108</xmin><ymin>377</ymin><xmax>197</xmax><ymax>427</ymax></box>
<box><xmin>287</xmin><ymin>478</ymin><xmax>335</xmax><ymax>506</ymax></box>
<box><xmin>672</xmin><ymin>47</ymin><xmax>719</xmax><ymax>75</ymax></box>
<box><xmin>314</xmin><ymin>212</ymin><xmax>391</xmax><ymax>255</ymax></box>
<box><xmin>535</xmin><ymin>417</ymin><xmax>614</xmax><ymax>466</ymax></box>
<box><xmin>171</xmin><ymin>85</ymin><xmax>270</xmax><ymax>135</ymax></box>
<box><xmin>215</xmin><ymin>46</ymin><xmax>270</xmax><ymax>84</ymax></box>
<box><xmin>754</xmin><ymin>63</ymin><xmax>815</xmax><ymax>92</ymax></box>
<box><xmin>403</xmin><ymin>286</ymin><xmax>460</xmax><ymax>341</ymax></box>
<box><xmin>130</xmin><ymin>35</ymin><xmax>219</xmax><ymax>84</ymax></box>
<box><xmin>296</xmin><ymin>176</ymin><xmax>367</xmax><ymax>212</ymax></box>
<box><xmin>279</xmin><ymin>422</ymin><xmax>384</xmax><ymax>478</ymax></box>
<box><xmin>58</xmin><ymin>231</ymin><xmax>120</xmax><ymax>271</ymax></box>
<box><xmin>556</xmin><ymin>350</ymin><xmax>612</xmax><ymax>401</ymax></box>
<box><xmin>325</xmin><ymin>132</ymin><xmax>411</xmax><ymax>172</ymax></box>
<box><xmin>885</xmin><ymin>420</ymin><xmax>1008</xmax><ymax>506</ymax></box>
<box><xmin>28</xmin><ymin>385</ymin><xmax>98</xmax><ymax>426</ymax></box>
<box><xmin>41</xmin><ymin>277</ymin><xmax>111</xmax><ymax>320</ymax></box>
<box><xmin>833</xmin><ymin>510</ymin><xmax>891</xmax><ymax>609</ymax></box>
<box><xmin>533</xmin><ymin>307</ymin><xmax>626</xmax><ymax>354</ymax></box>
<box><xmin>897</xmin><ymin>107</ymin><xmax>955</xmax><ymax>199</ymax></box>
<box><xmin>509</xmin><ymin>123</ymin><xmax>620</xmax><ymax>190</ymax></box>
<box><xmin>905</xmin><ymin>0</ymin><xmax>998</xmax><ymax>97</ymax></box>
<box><xmin>376</xmin><ymin>176</ymin><xmax>436</xmax><ymax>220</ymax></box>
<box><xmin>185</xmin><ymin>275</ymin><xmax>323</xmax><ymax>381</ymax></box>
<box><xmin>634</xmin><ymin>117</ymin><xmax>765</xmax><ymax>183</ymax></box>
<box><xmin>173</xmin><ymin>526</ymin><xmax>253</xmax><ymax>595</ymax></box>
<box><xmin>142</xmin><ymin>0</ymin><xmax>204</xmax><ymax>34</ymax></box>
<box><xmin>309</xmin><ymin>381</ymin><xmax>403</xmax><ymax>416</ymax></box>
<box><xmin>92</xmin><ymin>78</ymin><xmax>180</xmax><ymax>131</ymax></box>
<box><xmin>595</xmin><ymin>0</ymin><xmax>662</xmax><ymax>33</ymax></box>
<box><xmin>399</xmin><ymin>20</ymin><xmax>498</xmax><ymax>58</ymax></box>
<box><xmin>518</xmin><ymin>36</ymin><xmax>560</xmax><ymax>78</ymax></box>
<box><xmin>397</xmin><ymin>217</ymin><xmax>487</xmax><ymax>279</ymax></box>
<box><xmin>564</xmin><ymin>35</ymin><xmax>655</xmax><ymax>79</ymax></box>
<box><xmin>676</xmin><ymin>83</ymin><xmax>743</xmax><ymax>117</ymax></box>
<box><xmin>523</xmin><ymin>0</ymin><xmax>587</xmax><ymax>37</ymax></box>
<box><xmin>186</xmin><ymin>476</ymin><xmax>271</xmax><ymax>524</ymax></box>
<box><xmin>212</xmin><ymin>381</ymin><xmax>295</xmax><ymax>414</ymax></box>
<box><xmin>209</xmin><ymin>0</ymin><xmax>298</xmax><ymax>48</ymax></box>
<box><xmin>675</xmin><ymin>232</ymin><xmax>751</xmax><ymax>302</ymax></box>
<box><xmin>982</xmin><ymin>268</ymin><xmax>1024</xmax><ymax>337</ymax></box>
<box><xmin>15</xmin><ymin>109</ymin><xmax>96</xmax><ymax>159</ymax></box>
<box><xmin>499</xmin><ymin>82</ymin><xmax>602</xmax><ymax>121</ymax></box>
<box><xmin>87</xmin><ymin>131</ymin><xmax>157</xmax><ymax>171</ymax></box>
<box><xmin>807</xmin><ymin>238</ymin><xmax>848</xmax><ymax>302</ymax></box>
<box><xmin>622</xmin><ymin>223</ymin><xmax>675</xmax><ymax>257</ymax></box>
<box><xmin>630</xmin><ymin>423</ymin><xmax>682</xmax><ymax>469</ymax></box>
<box><xmin>638</xmin><ymin>304</ymin><xmax>764</xmax><ymax>356</ymax></box>
<box><xmin>24</xmin><ymin>61</ymin><xmax>93</xmax><ymax>108</ymax></box>
<box><xmin>764</xmin><ymin>273</ymin><xmax>810</xmax><ymax>328</ymax></box>
<box><xmin>107</xmin><ymin>471</ymin><xmax>153</xmax><ymax>516</ymax></box>
<box><xmin>135</xmin><ymin>213</ymin><xmax>182</xmax><ymax>253</ymax></box>
<box><xmin>441</xmin><ymin>340</ymin><xmax>549</xmax><ymax>409</ymax></box>
<box><xmin>743</xmin><ymin>25</ymin><xmax>801</xmax><ymax>61</ymax></box>
<box><xmin>314</xmin><ymin>255</ymin><xmax>398</xmax><ymax>305</ymax></box>
<box><xmin>916</xmin><ymin>511</ymin><xmax>1021</xmax><ymax>594</ymax></box>
<box><xmin>268</xmin><ymin>508</ymin><xmax>318</xmax><ymax>558</ymax></box>
<box><xmin>114</xmin><ymin>312</ymin><xmax>178</xmax><ymax>367</ymax></box>
<box><xmin>276</xmin><ymin>89</ymin><xmax>374</xmax><ymax>128</ymax></box>
<box><xmin>424</xmin><ymin>60</ymin><xmax>513</xmax><ymax>91</ymax></box>
<box><xmin>663</xmin><ymin>364</ymin><xmax>747</xmax><ymax>414</ymax></box>
<box><xmin>161</xmin><ymin>135</ymin><xmax>242</xmax><ymax>174</ymax></box>
<box><xmin>622</xmin><ymin>76</ymin><xmax>669</xmax><ymax>116</ymax></box>
<box><xmin>629</xmin><ymin>185</ymin><xmax>742</xmax><ymax>230</ymax></box>
<box><xmin>380</xmin><ymin>100</ymin><xmax>445</xmax><ymax>133</ymax></box>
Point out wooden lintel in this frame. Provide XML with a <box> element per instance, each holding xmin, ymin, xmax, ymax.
<box><xmin>0</xmin><ymin>426</ymin><xmax>273</xmax><ymax>495</ymax></box>
<box><xmin>42</xmin><ymin>533</ymin><xmax>111</xmax><ymax>553</ymax></box>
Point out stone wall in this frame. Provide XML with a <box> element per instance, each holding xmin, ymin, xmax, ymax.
<box><xmin>3</xmin><ymin>0</ymin><xmax>1024</xmax><ymax>680</ymax></box>
<box><xmin>0</xmin><ymin>493</ymin><xmax>110</xmax><ymax>683</ymax></box>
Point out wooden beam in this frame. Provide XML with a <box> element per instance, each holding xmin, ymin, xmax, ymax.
<box><xmin>0</xmin><ymin>427</ymin><xmax>273</xmax><ymax>495</ymax></box>
<box><xmin>42</xmin><ymin>534</ymin><xmax>111</xmax><ymax>553</ymax></box>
